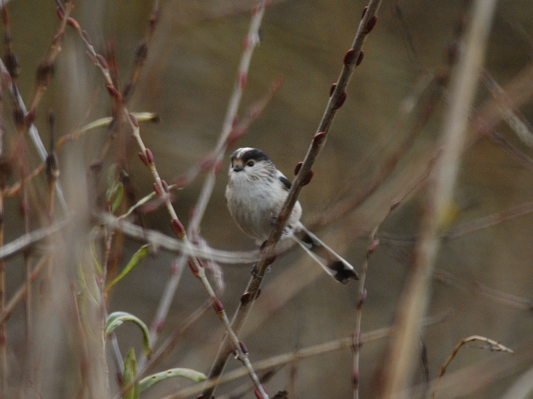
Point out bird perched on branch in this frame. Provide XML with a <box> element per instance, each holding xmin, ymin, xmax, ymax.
<box><xmin>225</xmin><ymin>147</ymin><xmax>358</xmax><ymax>284</ymax></box>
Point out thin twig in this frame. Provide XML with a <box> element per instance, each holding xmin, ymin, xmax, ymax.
<box><xmin>100</xmin><ymin>212</ymin><xmax>258</xmax><ymax>264</ymax></box>
<box><xmin>432</xmin><ymin>335</ymin><xmax>513</xmax><ymax>399</ymax></box>
<box><xmin>169</xmin><ymin>311</ymin><xmax>449</xmax><ymax>399</ymax></box>
<box><xmin>378</xmin><ymin>2</ymin><xmax>498</xmax><ymax>398</ymax></box>
<box><xmin>0</xmin><ymin>255</ymin><xmax>49</xmax><ymax>326</ymax></box>
<box><xmin>203</xmin><ymin>2</ymin><xmax>383</xmax><ymax>397</ymax></box>
<box><xmin>0</xmin><ymin>219</ymin><xmax>69</xmax><ymax>260</ymax></box>
<box><xmin>68</xmin><ymin>14</ymin><xmax>267</xmax><ymax>393</ymax></box>
<box><xmin>145</xmin><ymin>0</ymin><xmax>269</xmax><ymax>361</ymax></box>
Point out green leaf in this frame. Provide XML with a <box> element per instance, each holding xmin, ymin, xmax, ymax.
<box><xmin>110</xmin><ymin>182</ymin><xmax>124</xmax><ymax>213</ymax></box>
<box><xmin>105</xmin><ymin>311</ymin><xmax>152</xmax><ymax>358</ymax></box>
<box><xmin>139</xmin><ymin>368</ymin><xmax>207</xmax><ymax>392</ymax></box>
<box><xmin>107</xmin><ymin>245</ymin><xmax>149</xmax><ymax>289</ymax></box>
<box><xmin>79</xmin><ymin>112</ymin><xmax>159</xmax><ymax>135</ymax></box>
<box><xmin>122</xmin><ymin>348</ymin><xmax>139</xmax><ymax>399</ymax></box>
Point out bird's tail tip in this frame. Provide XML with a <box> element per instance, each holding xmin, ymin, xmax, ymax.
<box><xmin>329</xmin><ymin>260</ymin><xmax>359</xmax><ymax>284</ymax></box>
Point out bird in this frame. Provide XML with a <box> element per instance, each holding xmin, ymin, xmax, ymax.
<box><xmin>225</xmin><ymin>147</ymin><xmax>358</xmax><ymax>284</ymax></box>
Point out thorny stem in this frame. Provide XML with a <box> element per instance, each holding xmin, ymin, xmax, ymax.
<box><xmin>145</xmin><ymin>0</ymin><xmax>268</xmax><ymax>360</ymax></box>
<box><xmin>203</xmin><ymin>1</ymin><xmax>383</xmax><ymax>397</ymax></box>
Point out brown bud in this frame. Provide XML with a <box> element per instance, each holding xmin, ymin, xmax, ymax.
<box><xmin>356</xmin><ymin>50</ymin><xmax>365</xmax><ymax>66</ymax></box>
<box><xmin>329</xmin><ymin>83</ymin><xmax>337</xmax><ymax>97</ymax></box>
<box><xmin>334</xmin><ymin>91</ymin><xmax>347</xmax><ymax>109</ymax></box>
<box><xmin>366</xmin><ymin>16</ymin><xmax>378</xmax><ymax>33</ymax></box>
<box><xmin>361</xmin><ymin>6</ymin><xmax>368</xmax><ymax>19</ymax></box>
<box><xmin>171</xmin><ymin>218</ymin><xmax>186</xmax><ymax>238</ymax></box>
<box><xmin>56</xmin><ymin>6</ymin><xmax>65</xmax><ymax>19</ymax></box>
<box><xmin>241</xmin><ymin>292</ymin><xmax>253</xmax><ymax>304</ymax></box>
<box><xmin>294</xmin><ymin>161</ymin><xmax>303</xmax><ymax>176</ymax></box>
<box><xmin>161</xmin><ymin>179</ymin><xmax>169</xmax><ymax>193</ymax></box>
<box><xmin>211</xmin><ymin>297</ymin><xmax>224</xmax><ymax>313</ymax></box>
<box><xmin>145</xmin><ymin>148</ymin><xmax>154</xmax><ymax>164</ymax></box>
<box><xmin>138</xmin><ymin>152</ymin><xmax>148</xmax><ymax>166</ymax></box>
<box><xmin>67</xmin><ymin>17</ymin><xmax>80</xmax><ymax>30</ymax></box>
<box><xmin>302</xmin><ymin>170</ymin><xmax>314</xmax><ymax>186</ymax></box>
<box><xmin>187</xmin><ymin>258</ymin><xmax>199</xmax><ymax>275</ymax></box>
<box><xmin>239</xmin><ymin>340</ymin><xmax>249</xmax><ymax>355</ymax></box>
<box><xmin>86</xmin><ymin>51</ymin><xmax>97</xmax><ymax>64</ymax></box>
<box><xmin>106</xmin><ymin>84</ymin><xmax>122</xmax><ymax>101</ymax></box>
<box><xmin>153</xmin><ymin>182</ymin><xmax>163</xmax><ymax>198</ymax></box>
<box><xmin>82</xmin><ymin>30</ymin><xmax>92</xmax><ymax>45</ymax></box>
<box><xmin>128</xmin><ymin>113</ymin><xmax>139</xmax><ymax>127</ymax></box>
<box><xmin>96</xmin><ymin>54</ymin><xmax>109</xmax><ymax>69</ymax></box>
<box><xmin>343</xmin><ymin>49</ymin><xmax>356</xmax><ymax>66</ymax></box>
<box><xmin>313</xmin><ymin>131</ymin><xmax>327</xmax><ymax>146</ymax></box>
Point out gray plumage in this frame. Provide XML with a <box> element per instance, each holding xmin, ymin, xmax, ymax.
<box><xmin>225</xmin><ymin>147</ymin><xmax>358</xmax><ymax>284</ymax></box>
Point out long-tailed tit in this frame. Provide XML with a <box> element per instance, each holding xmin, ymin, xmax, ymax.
<box><xmin>225</xmin><ymin>147</ymin><xmax>358</xmax><ymax>284</ymax></box>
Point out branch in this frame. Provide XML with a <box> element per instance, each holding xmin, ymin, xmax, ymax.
<box><xmin>377</xmin><ymin>1</ymin><xmax>498</xmax><ymax>398</ymax></box>
<box><xmin>170</xmin><ymin>311</ymin><xmax>449</xmax><ymax>399</ymax></box>
<box><xmin>144</xmin><ymin>0</ymin><xmax>270</xmax><ymax>364</ymax></box>
<box><xmin>432</xmin><ymin>335</ymin><xmax>513</xmax><ymax>399</ymax></box>
<box><xmin>203</xmin><ymin>1</ymin><xmax>383</xmax><ymax>397</ymax></box>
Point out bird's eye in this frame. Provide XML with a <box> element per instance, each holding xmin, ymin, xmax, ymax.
<box><xmin>246</xmin><ymin>160</ymin><xmax>255</xmax><ymax>167</ymax></box>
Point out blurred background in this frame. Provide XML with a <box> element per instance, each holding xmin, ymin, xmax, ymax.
<box><xmin>2</xmin><ymin>0</ymin><xmax>533</xmax><ymax>398</ymax></box>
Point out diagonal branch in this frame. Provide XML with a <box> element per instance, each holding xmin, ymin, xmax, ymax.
<box><xmin>202</xmin><ymin>1</ymin><xmax>383</xmax><ymax>397</ymax></box>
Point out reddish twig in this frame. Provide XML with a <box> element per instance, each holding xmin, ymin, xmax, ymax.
<box><xmin>203</xmin><ymin>2</ymin><xmax>383</xmax><ymax>397</ymax></box>
<box><xmin>144</xmin><ymin>0</ymin><xmax>270</xmax><ymax>367</ymax></box>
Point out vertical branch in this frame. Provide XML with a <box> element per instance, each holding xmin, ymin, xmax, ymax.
<box><xmin>377</xmin><ymin>1</ymin><xmax>498</xmax><ymax>398</ymax></box>
<box><xmin>352</xmin><ymin>229</ymin><xmax>379</xmax><ymax>399</ymax></box>
<box><xmin>203</xmin><ymin>1</ymin><xmax>383</xmax><ymax>397</ymax></box>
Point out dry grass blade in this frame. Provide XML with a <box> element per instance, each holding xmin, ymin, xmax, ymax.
<box><xmin>432</xmin><ymin>335</ymin><xmax>513</xmax><ymax>399</ymax></box>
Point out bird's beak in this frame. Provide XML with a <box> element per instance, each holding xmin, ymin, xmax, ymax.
<box><xmin>232</xmin><ymin>165</ymin><xmax>243</xmax><ymax>172</ymax></box>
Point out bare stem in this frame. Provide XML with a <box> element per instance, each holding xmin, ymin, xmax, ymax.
<box><xmin>432</xmin><ymin>335</ymin><xmax>513</xmax><ymax>399</ymax></box>
<box><xmin>203</xmin><ymin>1</ymin><xmax>383</xmax><ymax>397</ymax></box>
<box><xmin>144</xmin><ymin>0</ymin><xmax>269</xmax><ymax>363</ymax></box>
<box><xmin>170</xmin><ymin>311</ymin><xmax>448</xmax><ymax>399</ymax></box>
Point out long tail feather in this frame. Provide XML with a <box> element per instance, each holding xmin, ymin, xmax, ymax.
<box><xmin>292</xmin><ymin>223</ymin><xmax>358</xmax><ymax>284</ymax></box>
